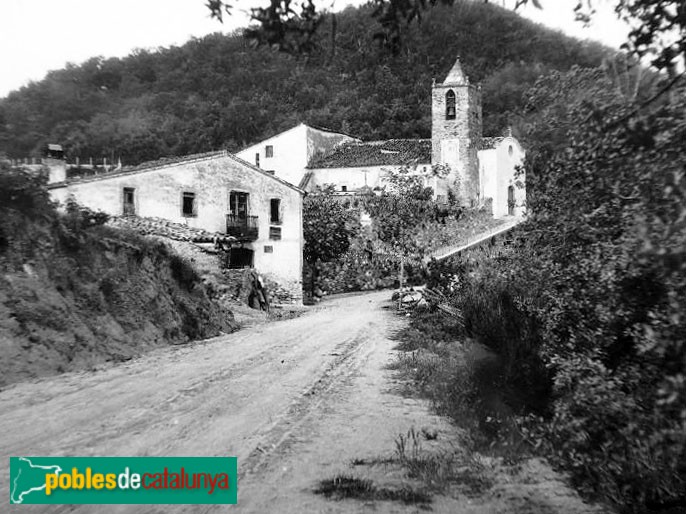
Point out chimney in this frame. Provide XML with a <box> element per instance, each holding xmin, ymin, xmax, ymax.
<box><xmin>44</xmin><ymin>143</ymin><xmax>66</xmax><ymax>184</ymax></box>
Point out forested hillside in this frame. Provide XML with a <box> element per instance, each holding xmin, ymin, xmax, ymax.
<box><xmin>0</xmin><ymin>1</ymin><xmax>609</xmax><ymax>165</ymax></box>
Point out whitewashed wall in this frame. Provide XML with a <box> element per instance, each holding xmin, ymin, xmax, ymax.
<box><xmin>478</xmin><ymin>137</ymin><xmax>526</xmax><ymax>218</ymax></box>
<box><xmin>48</xmin><ymin>154</ymin><xmax>304</xmax><ymax>299</ymax></box>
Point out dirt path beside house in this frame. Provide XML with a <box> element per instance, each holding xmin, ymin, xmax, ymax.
<box><xmin>0</xmin><ymin>291</ymin><xmax>605</xmax><ymax>513</ymax></box>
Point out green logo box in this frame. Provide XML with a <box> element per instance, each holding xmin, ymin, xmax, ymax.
<box><xmin>9</xmin><ymin>456</ymin><xmax>237</xmax><ymax>504</ymax></box>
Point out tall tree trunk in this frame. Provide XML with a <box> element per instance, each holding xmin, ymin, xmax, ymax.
<box><xmin>398</xmin><ymin>258</ymin><xmax>404</xmax><ymax>309</ymax></box>
<box><xmin>327</xmin><ymin>13</ymin><xmax>337</xmax><ymax>66</ymax></box>
<box><xmin>310</xmin><ymin>260</ymin><xmax>318</xmax><ymax>301</ymax></box>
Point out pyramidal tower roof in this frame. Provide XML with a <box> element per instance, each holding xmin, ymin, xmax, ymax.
<box><xmin>442</xmin><ymin>58</ymin><xmax>468</xmax><ymax>85</ymax></box>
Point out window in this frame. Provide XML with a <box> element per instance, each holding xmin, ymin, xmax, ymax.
<box><xmin>227</xmin><ymin>192</ymin><xmax>257</xmax><ymax>240</ymax></box>
<box><xmin>341</xmin><ymin>185</ymin><xmax>347</xmax><ymax>192</ymax></box>
<box><xmin>270</xmin><ymin>199</ymin><xmax>281</xmax><ymax>224</ymax></box>
<box><xmin>508</xmin><ymin>145</ymin><xmax>514</xmax><ymax>157</ymax></box>
<box><xmin>182</xmin><ymin>192</ymin><xmax>197</xmax><ymax>217</ymax></box>
<box><xmin>264</xmin><ymin>245</ymin><xmax>273</xmax><ymax>253</ymax></box>
<box><xmin>255</xmin><ymin>153</ymin><xmax>260</xmax><ymax>168</ymax></box>
<box><xmin>229</xmin><ymin>191</ymin><xmax>249</xmax><ymax>217</ymax></box>
<box><xmin>269</xmin><ymin>227</ymin><xmax>282</xmax><ymax>240</ymax></box>
<box><xmin>445</xmin><ymin>90</ymin><xmax>456</xmax><ymax>120</ymax></box>
<box><xmin>265</xmin><ymin>145</ymin><xmax>274</xmax><ymax>158</ymax></box>
<box><xmin>123</xmin><ymin>187</ymin><xmax>135</xmax><ymax>215</ymax></box>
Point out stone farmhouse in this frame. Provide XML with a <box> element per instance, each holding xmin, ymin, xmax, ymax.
<box><xmin>238</xmin><ymin>58</ymin><xmax>526</xmax><ymax>216</ymax></box>
<box><xmin>46</xmin><ymin>151</ymin><xmax>305</xmax><ymax>302</ymax></box>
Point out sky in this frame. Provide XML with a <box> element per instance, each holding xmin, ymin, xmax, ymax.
<box><xmin>0</xmin><ymin>0</ymin><xmax>632</xmax><ymax>98</ymax></box>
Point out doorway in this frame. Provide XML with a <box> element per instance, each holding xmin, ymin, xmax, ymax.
<box><xmin>229</xmin><ymin>191</ymin><xmax>249</xmax><ymax>219</ymax></box>
<box><xmin>228</xmin><ymin>247</ymin><xmax>254</xmax><ymax>269</ymax></box>
<box><xmin>507</xmin><ymin>186</ymin><xmax>515</xmax><ymax>216</ymax></box>
<box><xmin>123</xmin><ymin>187</ymin><xmax>135</xmax><ymax>215</ymax></box>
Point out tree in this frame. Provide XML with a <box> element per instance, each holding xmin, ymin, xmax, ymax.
<box><xmin>365</xmin><ymin>165</ymin><xmax>449</xmax><ymax>291</ymax></box>
<box><xmin>208</xmin><ymin>0</ymin><xmax>484</xmax><ymax>53</ymax></box>
<box><xmin>303</xmin><ymin>186</ymin><xmax>357</xmax><ymax>298</ymax></box>
<box><xmin>508</xmin><ymin>63</ymin><xmax>686</xmax><ymax>510</ymax></box>
<box><xmin>208</xmin><ymin>0</ymin><xmax>686</xmax><ymax>76</ymax></box>
<box><xmin>569</xmin><ymin>0</ymin><xmax>686</xmax><ymax>73</ymax></box>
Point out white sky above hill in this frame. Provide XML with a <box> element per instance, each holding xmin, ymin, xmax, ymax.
<box><xmin>0</xmin><ymin>0</ymin><xmax>631</xmax><ymax>98</ymax></box>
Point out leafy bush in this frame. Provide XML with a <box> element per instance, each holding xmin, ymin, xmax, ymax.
<box><xmin>429</xmin><ymin>251</ymin><xmax>551</xmax><ymax>414</ymax></box>
<box><xmin>0</xmin><ymin>165</ymin><xmax>54</xmax><ymax>220</ymax></box>
<box><xmin>307</xmin><ymin>172</ymin><xmax>501</xmax><ymax>297</ymax></box>
<box><xmin>64</xmin><ymin>198</ymin><xmax>110</xmax><ymax>228</ymax></box>
<box><xmin>169</xmin><ymin>254</ymin><xmax>200</xmax><ymax>291</ymax></box>
<box><xmin>522</xmin><ymin>68</ymin><xmax>686</xmax><ymax>510</ymax></box>
<box><xmin>429</xmin><ymin>67</ymin><xmax>686</xmax><ymax>511</ymax></box>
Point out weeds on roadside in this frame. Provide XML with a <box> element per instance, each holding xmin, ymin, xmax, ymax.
<box><xmin>314</xmin><ymin>474</ymin><xmax>432</xmax><ymax>505</ymax></box>
<box><xmin>394</xmin><ymin>427</ymin><xmax>494</xmax><ymax>496</ymax></box>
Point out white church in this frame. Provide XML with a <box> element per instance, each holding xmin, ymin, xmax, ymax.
<box><xmin>237</xmin><ymin>58</ymin><xmax>526</xmax><ymax>218</ymax></box>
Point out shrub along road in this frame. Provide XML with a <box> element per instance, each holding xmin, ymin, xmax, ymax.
<box><xmin>0</xmin><ymin>291</ymin><xmax>605</xmax><ymax>513</ymax></box>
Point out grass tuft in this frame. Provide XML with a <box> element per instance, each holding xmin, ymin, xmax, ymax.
<box><xmin>394</xmin><ymin>428</ymin><xmax>494</xmax><ymax>496</ymax></box>
<box><xmin>314</xmin><ymin>474</ymin><xmax>432</xmax><ymax>505</ymax></box>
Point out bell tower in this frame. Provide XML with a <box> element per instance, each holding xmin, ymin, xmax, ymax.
<box><xmin>431</xmin><ymin>58</ymin><xmax>482</xmax><ymax>204</ymax></box>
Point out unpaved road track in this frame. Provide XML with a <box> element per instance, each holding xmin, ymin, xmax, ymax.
<box><xmin>1</xmin><ymin>291</ymin><xmax>602</xmax><ymax>513</ymax></box>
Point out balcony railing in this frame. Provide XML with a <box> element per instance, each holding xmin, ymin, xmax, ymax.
<box><xmin>226</xmin><ymin>214</ymin><xmax>259</xmax><ymax>240</ymax></box>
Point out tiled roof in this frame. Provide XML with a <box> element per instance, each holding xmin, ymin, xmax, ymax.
<box><xmin>51</xmin><ymin>150</ymin><xmax>305</xmax><ymax>194</ymax></box>
<box><xmin>308</xmin><ymin>139</ymin><xmax>431</xmax><ymax>169</ymax></box>
<box><xmin>479</xmin><ymin>137</ymin><xmax>505</xmax><ymax>150</ymax></box>
<box><xmin>108</xmin><ymin>216</ymin><xmax>235</xmax><ymax>244</ymax></box>
<box><xmin>122</xmin><ymin>150</ymin><xmax>227</xmax><ymax>174</ymax></box>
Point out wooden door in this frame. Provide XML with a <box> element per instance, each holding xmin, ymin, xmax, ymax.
<box><xmin>507</xmin><ymin>186</ymin><xmax>515</xmax><ymax>215</ymax></box>
<box><xmin>123</xmin><ymin>187</ymin><xmax>135</xmax><ymax>215</ymax></box>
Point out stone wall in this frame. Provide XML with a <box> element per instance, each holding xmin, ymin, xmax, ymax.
<box><xmin>156</xmin><ymin>238</ymin><xmax>222</xmax><ymax>277</ymax></box>
<box><xmin>431</xmin><ymin>84</ymin><xmax>482</xmax><ymax>204</ymax></box>
<box><xmin>219</xmin><ymin>268</ymin><xmax>302</xmax><ymax>306</ymax></box>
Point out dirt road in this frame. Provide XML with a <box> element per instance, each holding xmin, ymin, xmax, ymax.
<box><xmin>1</xmin><ymin>291</ymin><xmax>603</xmax><ymax>513</ymax></box>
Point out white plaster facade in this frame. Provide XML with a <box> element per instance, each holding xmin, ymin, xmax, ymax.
<box><xmin>235</xmin><ymin>123</ymin><xmax>357</xmax><ymax>188</ymax></box>
<box><xmin>478</xmin><ymin>136</ymin><xmax>526</xmax><ymax>218</ymax></box>
<box><xmin>48</xmin><ymin>151</ymin><xmax>305</xmax><ymax>301</ymax></box>
<box><xmin>306</xmin><ymin>163</ymin><xmax>450</xmax><ymax>200</ymax></box>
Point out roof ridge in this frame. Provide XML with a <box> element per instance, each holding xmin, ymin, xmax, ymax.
<box><xmin>227</xmin><ymin>153</ymin><xmax>306</xmax><ymax>194</ymax></box>
<box><xmin>307</xmin><ymin>138</ymin><xmax>431</xmax><ymax>169</ymax></box>
<box><xmin>53</xmin><ymin>150</ymin><xmax>305</xmax><ymax>194</ymax></box>
<box><xmin>305</xmin><ymin>123</ymin><xmax>361</xmax><ymax>140</ymax></box>
<box><xmin>122</xmin><ymin>150</ymin><xmax>227</xmax><ymax>173</ymax></box>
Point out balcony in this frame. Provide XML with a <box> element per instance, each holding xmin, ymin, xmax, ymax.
<box><xmin>226</xmin><ymin>214</ymin><xmax>259</xmax><ymax>241</ymax></box>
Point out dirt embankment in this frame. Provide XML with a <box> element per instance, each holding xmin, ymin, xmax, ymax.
<box><xmin>0</xmin><ymin>169</ymin><xmax>237</xmax><ymax>388</ymax></box>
